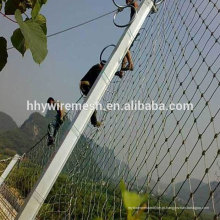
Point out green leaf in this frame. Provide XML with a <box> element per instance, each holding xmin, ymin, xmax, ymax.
<box><xmin>15</xmin><ymin>9</ymin><xmax>47</xmax><ymax>64</ymax></box>
<box><xmin>31</xmin><ymin>0</ymin><xmax>47</xmax><ymax>18</ymax></box>
<box><xmin>0</xmin><ymin>37</ymin><xmax>8</xmax><ymax>71</ymax></box>
<box><xmin>34</xmin><ymin>14</ymin><xmax>47</xmax><ymax>34</ymax></box>
<box><xmin>31</xmin><ymin>0</ymin><xmax>40</xmax><ymax>18</ymax></box>
<box><xmin>0</xmin><ymin>0</ymin><xmax>2</xmax><ymax>11</ymax></box>
<box><xmin>120</xmin><ymin>180</ymin><xmax>126</xmax><ymax>192</ymax></box>
<box><xmin>11</xmin><ymin>14</ymin><xmax>47</xmax><ymax>57</ymax></box>
<box><xmin>5</xmin><ymin>0</ymin><xmax>26</xmax><ymax>15</ymax></box>
<box><xmin>11</xmin><ymin>28</ymin><xmax>27</xmax><ymax>56</ymax></box>
<box><xmin>120</xmin><ymin>180</ymin><xmax>147</xmax><ymax>210</ymax></box>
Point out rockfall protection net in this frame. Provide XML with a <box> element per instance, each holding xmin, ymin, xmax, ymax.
<box><xmin>0</xmin><ymin>157</ymin><xmax>11</xmax><ymax>175</ymax></box>
<box><xmin>37</xmin><ymin>0</ymin><xmax>220</xmax><ymax>219</ymax></box>
<box><xmin>0</xmin><ymin>98</ymin><xmax>83</xmax><ymax>218</ymax></box>
<box><xmin>0</xmin><ymin>0</ymin><xmax>219</xmax><ymax>219</ymax></box>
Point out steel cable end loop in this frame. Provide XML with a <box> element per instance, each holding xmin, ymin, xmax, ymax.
<box><xmin>151</xmin><ymin>0</ymin><xmax>165</xmax><ymax>14</ymax></box>
<box><xmin>113</xmin><ymin>5</ymin><xmax>137</xmax><ymax>28</ymax></box>
<box><xmin>112</xmin><ymin>0</ymin><xmax>135</xmax><ymax>8</ymax></box>
<box><xmin>100</xmin><ymin>44</ymin><xmax>116</xmax><ymax>64</ymax></box>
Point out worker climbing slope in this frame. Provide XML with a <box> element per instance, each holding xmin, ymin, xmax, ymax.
<box><xmin>80</xmin><ymin>61</ymin><xmax>106</xmax><ymax>127</ymax></box>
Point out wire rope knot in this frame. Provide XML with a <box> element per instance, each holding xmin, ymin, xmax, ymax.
<box><xmin>151</xmin><ymin>0</ymin><xmax>165</xmax><ymax>14</ymax></box>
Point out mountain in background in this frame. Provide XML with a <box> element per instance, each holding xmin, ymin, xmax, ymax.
<box><xmin>0</xmin><ymin>112</ymin><xmax>52</xmax><ymax>154</ymax></box>
<box><xmin>0</xmin><ymin>111</ymin><xmax>132</xmax><ymax>183</ymax></box>
<box><xmin>20</xmin><ymin>112</ymin><xmax>50</xmax><ymax>141</ymax></box>
<box><xmin>0</xmin><ymin>112</ymin><xmax>18</xmax><ymax>132</ymax></box>
<box><xmin>0</xmin><ymin>111</ymin><xmax>218</xmax><ymax>218</ymax></box>
<box><xmin>136</xmin><ymin>176</ymin><xmax>167</xmax><ymax>194</ymax></box>
<box><xmin>81</xmin><ymin>136</ymin><xmax>133</xmax><ymax>183</ymax></box>
<box><xmin>165</xmin><ymin>178</ymin><xmax>220</xmax><ymax>213</ymax></box>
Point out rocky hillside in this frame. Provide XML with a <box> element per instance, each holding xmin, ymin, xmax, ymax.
<box><xmin>0</xmin><ymin>112</ymin><xmax>51</xmax><ymax>154</ymax></box>
<box><xmin>165</xmin><ymin>178</ymin><xmax>220</xmax><ymax>213</ymax></box>
<box><xmin>0</xmin><ymin>112</ymin><xmax>18</xmax><ymax>132</ymax></box>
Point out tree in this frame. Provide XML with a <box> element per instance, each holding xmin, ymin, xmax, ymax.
<box><xmin>0</xmin><ymin>0</ymin><xmax>48</xmax><ymax>71</ymax></box>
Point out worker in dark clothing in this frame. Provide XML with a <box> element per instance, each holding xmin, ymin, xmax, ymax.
<box><xmin>126</xmin><ymin>0</ymin><xmax>139</xmax><ymax>20</ymax></box>
<box><xmin>80</xmin><ymin>61</ymin><xmax>106</xmax><ymax>127</ymax></box>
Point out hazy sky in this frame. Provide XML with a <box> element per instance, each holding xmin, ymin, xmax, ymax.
<box><xmin>0</xmin><ymin>0</ymin><xmax>126</xmax><ymax>126</ymax></box>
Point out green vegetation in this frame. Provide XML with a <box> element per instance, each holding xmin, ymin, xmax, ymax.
<box><xmin>0</xmin><ymin>112</ymin><xmax>18</xmax><ymax>133</ymax></box>
<box><xmin>0</xmin><ymin>149</ymin><xmax>16</xmax><ymax>175</ymax></box>
<box><xmin>0</xmin><ymin>112</ymin><xmax>50</xmax><ymax>154</ymax></box>
<box><xmin>0</xmin><ymin>0</ymin><xmax>48</xmax><ymax>71</ymax></box>
<box><xmin>2</xmin><ymin>148</ymin><xmax>213</xmax><ymax>220</ymax></box>
<box><xmin>120</xmin><ymin>180</ymin><xmax>147</xmax><ymax>220</ymax></box>
<box><xmin>37</xmin><ymin>175</ymin><xmax>126</xmax><ymax>220</ymax></box>
<box><xmin>6</xmin><ymin>161</ymin><xmax>41</xmax><ymax>198</ymax></box>
<box><xmin>0</xmin><ymin>148</ymin><xmax>16</xmax><ymax>159</ymax></box>
<box><xmin>0</xmin><ymin>113</ymin><xmax>215</xmax><ymax>220</ymax></box>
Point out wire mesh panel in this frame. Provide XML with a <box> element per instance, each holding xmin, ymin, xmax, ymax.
<box><xmin>0</xmin><ymin>158</ymin><xmax>12</xmax><ymax>176</ymax></box>
<box><xmin>36</xmin><ymin>0</ymin><xmax>220</xmax><ymax>219</ymax></box>
<box><xmin>0</xmin><ymin>156</ymin><xmax>19</xmax><ymax>219</ymax></box>
<box><xmin>0</xmin><ymin>99</ymin><xmax>83</xmax><ymax>218</ymax></box>
<box><xmin>0</xmin><ymin>0</ymin><xmax>219</xmax><ymax>219</ymax></box>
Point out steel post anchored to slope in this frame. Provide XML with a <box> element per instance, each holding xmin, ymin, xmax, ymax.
<box><xmin>16</xmin><ymin>0</ymin><xmax>153</xmax><ymax>219</ymax></box>
<box><xmin>0</xmin><ymin>155</ymin><xmax>20</xmax><ymax>187</ymax></box>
